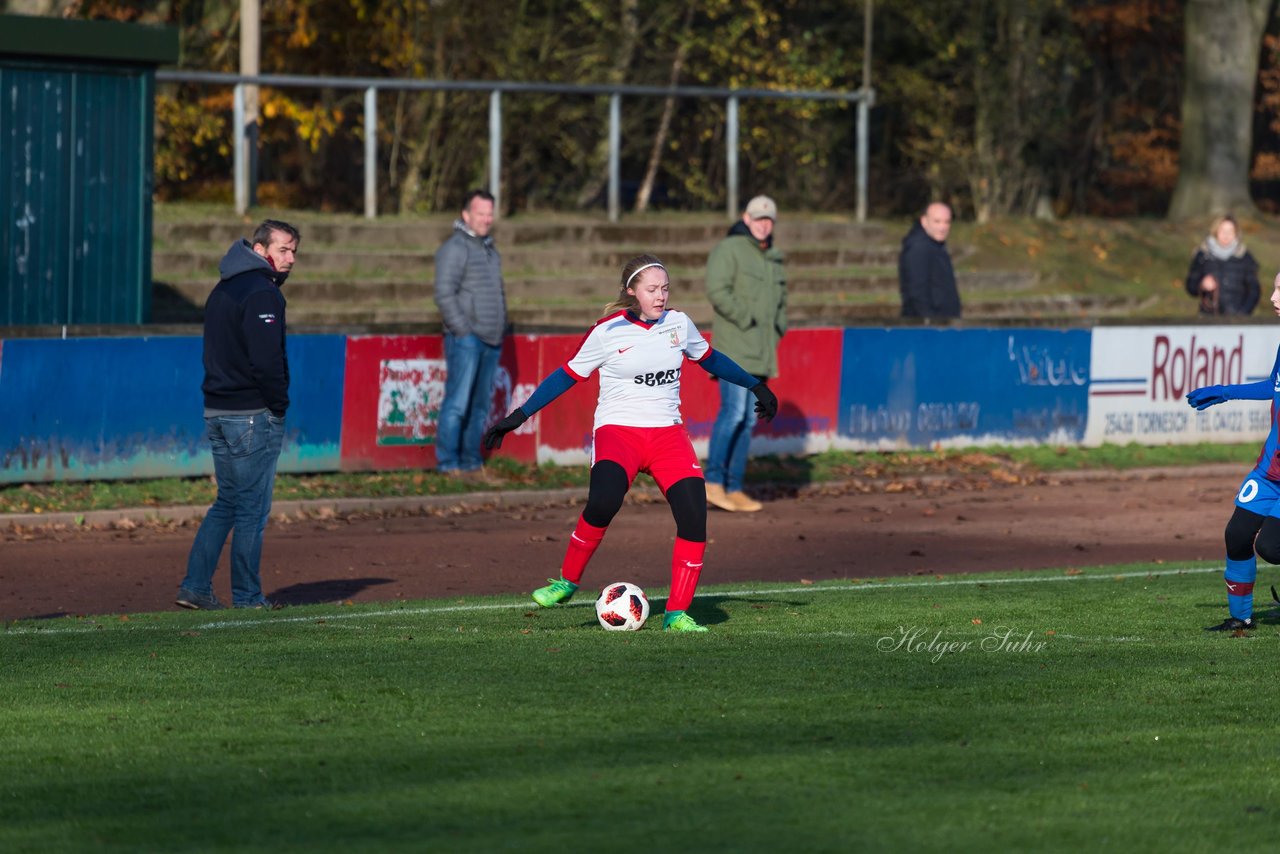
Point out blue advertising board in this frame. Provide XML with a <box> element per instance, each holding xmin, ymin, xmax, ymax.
<box><xmin>837</xmin><ymin>328</ymin><xmax>1091</xmax><ymax>447</ymax></box>
<box><xmin>0</xmin><ymin>335</ymin><xmax>346</xmax><ymax>483</ymax></box>
<box><xmin>0</xmin><ymin>326</ymin><xmax>1119</xmax><ymax>483</ymax></box>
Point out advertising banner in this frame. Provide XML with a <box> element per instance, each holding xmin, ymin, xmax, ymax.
<box><xmin>529</xmin><ymin>327</ymin><xmax>845</xmax><ymax>465</ymax></box>
<box><xmin>375</xmin><ymin>358</ymin><xmax>448</xmax><ymax>447</ymax></box>
<box><xmin>14</xmin><ymin>325</ymin><xmax>1271</xmax><ymax>485</ymax></box>
<box><xmin>526</xmin><ymin>333</ymin><xmax>601</xmax><ymax>464</ymax></box>
<box><xmin>837</xmin><ymin>328</ymin><xmax>1091</xmax><ymax>448</ymax></box>
<box><xmin>341</xmin><ymin>335</ymin><xmax>443</xmax><ymax>470</ymax></box>
<box><xmin>339</xmin><ymin>334</ymin><xmax>541</xmax><ymax>470</ymax></box>
<box><xmin>1086</xmin><ymin>326</ymin><xmax>1276</xmax><ymax>446</ymax></box>
<box><xmin>682</xmin><ymin>327</ymin><xmax>844</xmax><ymax>455</ymax></box>
<box><xmin>0</xmin><ymin>335</ymin><xmax>345</xmax><ymax>483</ymax></box>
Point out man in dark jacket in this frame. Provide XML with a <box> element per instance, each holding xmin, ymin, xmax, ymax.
<box><xmin>899</xmin><ymin>202</ymin><xmax>961</xmax><ymax>319</ymax></box>
<box><xmin>177</xmin><ymin>220</ymin><xmax>299</xmax><ymax>611</ymax></box>
<box><xmin>433</xmin><ymin>189</ymin><xmax>507</xmax><ymax>476</ymax></box>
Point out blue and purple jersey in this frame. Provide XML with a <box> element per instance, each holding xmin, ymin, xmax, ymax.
<box><xmin>1248</xmin><ymin>345</ymin><xmax>1280</xmax><ymax>481</ymax></box>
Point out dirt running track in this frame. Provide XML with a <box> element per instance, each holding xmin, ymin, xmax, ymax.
<box><xmin>0</xmin><ymin>468</ymin><xmax>1240</xmax><ymax>621</ymax></box>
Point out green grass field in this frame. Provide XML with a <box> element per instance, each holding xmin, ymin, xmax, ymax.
<box><xmin>3</xmin><ymin>562</ymin><xmax>1275</xmax><ymax>852</ymax></box>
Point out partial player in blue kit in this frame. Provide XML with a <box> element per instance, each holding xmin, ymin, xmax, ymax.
<box><xmin>1186</xmin><ymin>273</ymin><xmax>1280</xmax><ymax>632</ymax></box>
<box><xmin>482</xmin><ymin>254</ymin><xmax>777</xmax><ymax>632</ymax></box>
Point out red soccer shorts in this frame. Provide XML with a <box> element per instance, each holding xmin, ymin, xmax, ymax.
<box><xmin>591</xmin><ymin>424</ymin><xmax>703</xmax><ymax>494</ymax></box>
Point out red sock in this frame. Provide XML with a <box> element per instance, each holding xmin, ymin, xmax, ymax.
<box><xmin>560</xmin><ymin>517</ymin><xmax>607</xmax><ymax>584</ymax></box>
<box><xmin>667</xmin><ymin>538</ymin><xmax>706</xmax><ymax>613</ymax></box>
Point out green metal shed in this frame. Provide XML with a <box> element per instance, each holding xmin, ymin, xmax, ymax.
<box><xmin>0</xmin><ymin>14</ymin><xmax>178</xmax><ymax>325</ymax></box>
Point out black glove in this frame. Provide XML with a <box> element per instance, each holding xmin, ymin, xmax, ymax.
<box><xmin>750</xmin><ymin>382</ymin><xmax>778</xmax><ymax>422</ymax></box>
<box><xmin>482</xmin><ymin>408</ymin><xmax>528</xmax><ymax>450</ymax></box>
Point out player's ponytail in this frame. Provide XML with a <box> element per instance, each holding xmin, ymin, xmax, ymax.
<box><xmin>603</xmin><ymin>253</ymin><xmax>666</xmax><ymax>317</ymax></box>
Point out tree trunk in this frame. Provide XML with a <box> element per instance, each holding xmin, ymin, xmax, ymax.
<box><xmin>966</xmin><ymin>1</ymin><xmax>1055</xmax><ymax>223</ymax></box>
<box><xmin>1168</xmin><ymin>0</ymin><xmax>1271</xmax><ymax>219</ymax></box>
<box><xmin>634</xmin><ymin>6</ymin><xmax>694</xmax><ymax>214</ymax></box>
<box><xmin>397</xmin><ymin>30</ymin><xmax>448</xmax><ymax>214</ymax></box>
<box><xmin>574</xmin><ymin>0</ymin><xmax>639</xmax><ymax>209</ymax></box>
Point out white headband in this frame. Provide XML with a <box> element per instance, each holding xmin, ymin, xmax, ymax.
<box><xmin>625</xmin><ymin>262</ymin><xmax>666</xmax><ymax>289</ymax></box>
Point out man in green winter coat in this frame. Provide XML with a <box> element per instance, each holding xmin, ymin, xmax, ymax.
<box><xmin>703</xmin><ymin>195</ymin><xmax>787</xmax><ymax>513</ymax></box>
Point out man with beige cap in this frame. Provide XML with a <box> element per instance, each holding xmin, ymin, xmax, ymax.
<box><xmin>703</xmin><ymin>195</ymin><xmax>787</xmax><ymax>513</ymax></box>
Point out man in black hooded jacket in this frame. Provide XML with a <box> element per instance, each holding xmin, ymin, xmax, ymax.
<box><xmin>177</xmin><ymin>219</ymin><xmax>300</xmax><ymax>611</ymax></box>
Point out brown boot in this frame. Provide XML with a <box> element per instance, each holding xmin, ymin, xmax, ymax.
<box><xmin>462</xmin><ymin>467</ymin><xmax>501</xmax><ymax>486</ymax></box>
<box><xmin>727</xmin><ymin>490</ymin><xmax>763</xmax><ymax>512</ymax></box>
<box><xmin>704</xmin><ymin>482</ymin><xmax>738</xmax><ymax>512</ymax></box>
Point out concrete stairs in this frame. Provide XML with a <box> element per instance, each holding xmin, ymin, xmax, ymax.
<box><xmin>152</xmin><ymin>216</ymin><xmax>1142</xmax><ymax>331</ymax></box>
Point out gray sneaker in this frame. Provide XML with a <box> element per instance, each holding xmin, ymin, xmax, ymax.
<box><xmin>176</xmin><ymin>589</ymin><xmax>224</xmax><ymax>610</ymax></box>
<box><xmin>234</xmin><ymin>597</ymin><xmax>282</xmax><ymax>610</ymax></box>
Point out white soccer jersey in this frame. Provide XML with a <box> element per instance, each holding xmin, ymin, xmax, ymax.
<box><xmin>564</xmin><ymin>309</ymin><xmax>711</xmax><ymax>430</ymax></box>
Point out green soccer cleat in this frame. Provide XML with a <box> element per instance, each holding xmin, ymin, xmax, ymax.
<box><xmin>531</xmin><ymin>577</ymin><xmax>578</xmax><ymax>608</ymax></box>
<box><xmin>663</xmin><ymin>611</ymin><xmax>709</xmax><ymax>633</ymax></box>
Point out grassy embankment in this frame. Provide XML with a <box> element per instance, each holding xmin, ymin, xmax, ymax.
<box><xmin>154</xmin><ymin>202</ymin><xmax>1280</xmax><ymax>319</ymax></box>
<box><xmin>953</xmin><ymin>213</ymin><xmax>1280</xmax><ymax>318</ymax></box>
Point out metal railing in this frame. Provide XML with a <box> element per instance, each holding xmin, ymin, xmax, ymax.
<box><xmin>155</xmin><ymin>70</ymin><xmax>875</xmax><ymax>222</ymax></box>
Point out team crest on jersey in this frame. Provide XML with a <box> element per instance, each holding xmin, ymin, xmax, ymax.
<box><xmin>668</xmin><ymin>328</ymin><xmax>682</xmax><ymax>348</ymax></box>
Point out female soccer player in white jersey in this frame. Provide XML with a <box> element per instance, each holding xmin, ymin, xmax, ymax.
<box><xmin>482</xmin><ymin>254</ymin><xmax>777</xmax><ymax>632</ymax></box>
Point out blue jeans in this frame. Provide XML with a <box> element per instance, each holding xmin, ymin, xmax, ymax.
<box><xmin>705</xmin><ymin>379</ymin><xmax>759</xmax><ymax>493</ymax></box>
<box><xmin>181</xmin><ymin>412</ymin><xmax>285</xmax><ymax>606</ymax></box>
<box><xmin>437</xmin><ymin>333</ymin><xmax>502</xmax><ymax>471</ymax></box>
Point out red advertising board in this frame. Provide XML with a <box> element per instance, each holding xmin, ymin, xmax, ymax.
<box><xmin>517</xmin><ymin>327</ymin><xmax>844</xmax><ymax>461</ymax></box>
<box><xmin>526</xmin><ymin>333</ymin><xmax>602</xmax><ymax>462</ymax></box>
<box><xmin>766</xmin><ymin>327</ymin><xmax>843</xmax><ymax>441</ymax></box>
<box><xmin>489</xmin><ymin>334</ymin><xmax>542</xmax><ymax>464</ymax></box>
<box><xmin>339</xmin><ymin>328</ymin><xmax>844</xmax><ymax>471</ymax></box>
<box><xmin>340</xmin><ymin>335</ymin><xmax>443</xmax><ymax>470</ymax></box>
<box><xmin>679</xmin><ymin>327</ymin><xmax>844</xmax><ymax>447</ymax></box>
<box><xmin>339</xmin><ymin>334</ymin><xmax>542</xmax><ymax>470</ymax></box>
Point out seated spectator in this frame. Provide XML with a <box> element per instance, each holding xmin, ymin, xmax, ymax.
<box><xmin>1186</xmin><ymin>214</ymin><xmax>1260</xmax><ymax>316</ymax></box>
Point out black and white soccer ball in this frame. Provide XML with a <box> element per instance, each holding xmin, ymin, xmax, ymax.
<box><xmin>595</xmin><ymin>581</ymin><xmax>650</xmax><ymax>631</ymax></box>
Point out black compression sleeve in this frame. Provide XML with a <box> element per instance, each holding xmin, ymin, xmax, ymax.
<box><xmin>665</xmin><ymin>477</ymin><xmax>707</xmax><ymax>543</ymax></box>
<box><xmin>582</xmin><ymin>461</ymin><xmax>630</xmax><ymax>528</ymax></box>
<box><xmin>1225</xmin><ymin>506</ymin><xmax>1267</xmax><ymax>562</ymax></box>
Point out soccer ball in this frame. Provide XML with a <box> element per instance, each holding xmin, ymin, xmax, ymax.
<box><xmin>595</xmin><ymin>581</ymin><xmax>650</xmax><ymax>631</ymax></box>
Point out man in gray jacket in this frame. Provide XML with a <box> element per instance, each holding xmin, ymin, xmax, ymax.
<box><xmin>433</xmin><ymin>189</ymin><xmax>508</xmax><ymax>475</ymax></box>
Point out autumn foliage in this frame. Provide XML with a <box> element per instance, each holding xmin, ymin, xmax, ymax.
<box><xmin>45</xmin><ymin>0</ymin><xmax>1280</xmax><ymax>216</ymax></box>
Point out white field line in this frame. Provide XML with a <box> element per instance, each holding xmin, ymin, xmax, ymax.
<box><xmin>2</xmin><ymin>565</ymin><xmax>1222</xmax><ymax>637</ymax></box>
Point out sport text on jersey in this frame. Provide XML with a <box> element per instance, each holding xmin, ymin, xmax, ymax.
<box><xmin>634</xmin><ymin>368</ymin><xmax>681</xmax><ymax>387</ymax></box>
